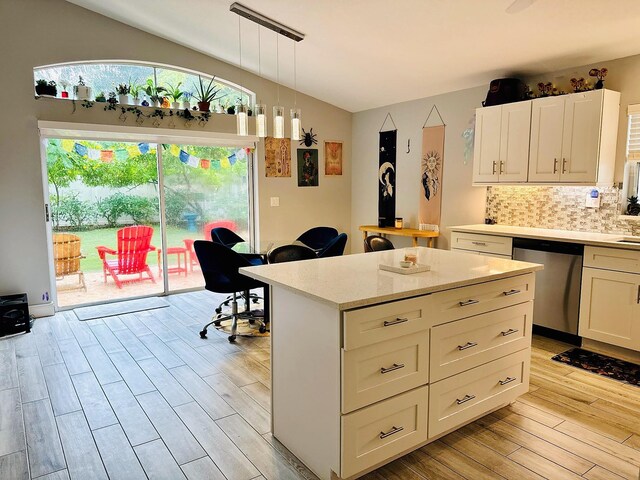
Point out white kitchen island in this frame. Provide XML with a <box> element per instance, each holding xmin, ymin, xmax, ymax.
<box><xmin>241</xmin><ymin>247</ymin><xmax>542</xmax><ymax>480</ymax></box>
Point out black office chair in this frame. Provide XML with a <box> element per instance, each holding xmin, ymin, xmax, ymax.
<box><xmin>210</xmin><ymin>227</ymin><xmax>264</xmax><ymax>314</ymax></box>
<box><xmin>194</xmin><ymin>240</ymin><xmax>268</xmax><ymax>342</ymax></box>
<box><xmin>364</xmin><ymin>235</ymin><xmax>395</xmax><ymax>252</ymax></box>
<box><xmin>267</xmin><ymin>244</ymin><xmax>317</xmax><ymax>264</ymax></box>
<box><xmin>296</xmin><ymin>226</ymin><xmax>339</xmax><ymax>250</ymax></box>
<box><xmin>317</xmin><ymin>233</ymin><xmax>348</xmax><ymax>258</ymax></box>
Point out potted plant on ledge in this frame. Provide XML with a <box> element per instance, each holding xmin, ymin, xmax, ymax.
<box><xmin>74</xmin><ymin>76</ymin><xmax>91</xmax><ymax>100</ymax></box>
<box><xmin>182</xmin><ymin>91</ymin><xmax>192</xmax><ymax>110</ymax></box>
<box><xmin>130</xmin><ymin>81</ymin><xmax>142</xmax><ymax>105</ymax></box>
<box><xmin>166</xmin><ymin>82</ymin><xmax>183</xmax><ymax>110</ymax></box>
<box><xmin>116</xmin><ymin>83</ymin><xmax>130</xmax><ymax>105</ymax></box>
<box><xmin>145</xmin><ymin>78</ymin><xmax>166</xmax><ymax>107</ymax></box>
<box><xmin>193</xmin><ymin>76</ymin><xmax>220</xmax><ymax>113</ymax></box>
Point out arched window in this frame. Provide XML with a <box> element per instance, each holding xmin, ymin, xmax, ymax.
<box><xmin>33</xmin><ymin>61</ymin><xmax>254</xmax><ymax>109</ymax></box>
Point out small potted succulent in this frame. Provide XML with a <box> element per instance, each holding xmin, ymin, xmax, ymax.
<box><xmin>115</xmin><ymin>83</ymin><xmax>130</xmax><ymax>105</ymax></box>
<box><xmin>166</xmin><ymin>82</ymin><xmax>183</xmax><ymax>110</ymax></box>
<box><xmin>95</xmin><ymin>91</ymin><xmax>107</xmax><ymax>102</ymax></box>
<box><xmin>145</xmin><ymin>78</ymin><xmax>166</xmax><ymax>107</ymax></box>
<box><xmin>226</xmin><ymin>102</ymin><xmax>236</xmax><ymax>115</ymax></box>
<box><xmin>74</xmin><ymin>76</ymin><xmax>91</xmax><ymax>100</ymax></box>
<box><xmin>35</xmin><ymin>79</ymin><xmax>57</xmax><ymax>97</ymax></box>
<box><xmin>182</xmin><ymin>91</ymin><xmax>192</xmax><ymax>110</ymax></box>
<box><xmin>193</xmin><ymin>76</ymin><xmax>220</xmax><ymax>112</ymax></box>
<box><xmin>129</xmin><ymin>81</ymin><xmax>142</xmax><ymax>105</ymax></box>
<box><xmin>60</xmin><ymin>79</ymin><xmax>70</xmax><ymax>98</ymax></box>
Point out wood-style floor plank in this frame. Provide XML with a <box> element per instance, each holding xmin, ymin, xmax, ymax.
<box><xmin>0</xmin><ymin>347</ymin><xmax>19</xmax><ymax>391</ymax></box>
<box><xmin>401</xmin><ymin>448</ymin><xmax>464</xmax><ymax>480</ymax></box>
<box><xmin>88</xmin><ymin>323</ymin><xmax>125</xmax><ymax>354</ymax></box>
<box><xmin>175</xmin><ymin>401</ymin><xmax>260</xmax><ymax>480</ymax></box>
<box><xmin>138</xmin><ymin>333</ymin><xmax>185</xmax><ymax>369</ymax></box>
<box><xmin>507</xmin><ymin>448</ymin><xmax>583</xmax><ymax>480</ymax></box>
<box><xmin>169</xmin><ymin>365</ymin><xmax>234</xmax><ymax>420</ymax></box>
<box><xmin>102</xmin><ymin>315</ymin><xmax>127</xmax><ymax>332</ymax></box>
<box><xmin>80</xmin><ymin>344</ymin><xmax>122</xmax><ymax>385</ymax></box>
<box><xmin>583</xmin><ymin>465</ymin><xmax>630</xmax><ymax>480</ymax></box>
<box><xmin>0</xmin><ymin>450</ymin><xmax>29</xmax><ymax>480</ymax></box>
<box><xmin>137</xmin><ymin>392</ymin><xmax>206</xmax><ymax>465</ymax></box>
<box><xmin>118</xmin><ymin>312</ymin><xmax>152</xmax><ymax>337</ymax></box>
<box><xmin>17</xmin><ymin>355</ymin><xmax>48</xmax><ymax>403</ymax></box>
<box><xmin>92</xmin><ymin>424</ymin><xmax>147</xmax><ymax>480</ymax></box>
<box><xmin>22</xmin><ymin>399</ymin><xmax>66</xmax><ymax>478</ymax></box>
<box><xmin>32</xmin><ymin>469</ymin><xmax>70</xmax><ymax>480</ymax></box>
<box><xmin>70</xmin><ymin>371</ymin><xmax>118</xmax><ymax>430</ymax></box>
<box><xmin>180</xmin><ymin>456</ymin><xmax>227</xmax><ymax>480</ymax></box>
<box><xmin>107</xmin><ymin>350</ymin><xmax>155</xmax><ymax>395</ymax></box>
<box><xmin>102</xmin><ymin>380</ymin><xmax>159</xmax><ymax>447</ymax></box>
<box><xmin>166</xmin><ymin>339</ymin><xmax>219</xmax><ymax>377</ymax></box>
<box><xmin>0</xmin><ymin>389</ymin><xmax>25</xmax><ymax>457</ymax></box>
<box><xmin>56</xmin><ymin>338</ymin><xmax>91</xmax><ymax>376</ymax></box>
<box><xmin>241</xmin><ymin>381</ymin><xmax>271</xmax><ymax>412</ymax></box>
<box><xmin>112</xmin><ymin>328</ymin><xmax>153</xmax><ymax>361</ymax></box>
<box><xmin>138</xmin><ymin>357</ymin><xmax>193</xmax><ymax>407</ymax></box>
<box><xmin>56</xmin><ymin>411</ymin><xmax>108</xmax><ymax>480</ymax></box>
<box><xmin>42</xmin><ymin>364</ymin><xmax>81</xmax><ymax>417</ymax></box>
<box><xmin>134</xmin><ymin>439</ymin><xmax>187</xmax><ymax>480</ymax></box>
<box><xmin>34</xmin><ymin>327</ymin><xmax>64</xmax><ymax>367</ymax></box>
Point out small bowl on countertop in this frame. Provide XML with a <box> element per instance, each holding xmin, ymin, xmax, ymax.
<box><xmin>399</xmin><ymin>260</ymin><xmax>413</xmax><ymax>268</ymax></box>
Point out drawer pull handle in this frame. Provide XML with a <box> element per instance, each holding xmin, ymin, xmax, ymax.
<box><xmin>637</xmin><ymin>285</ymin><xmax>640</xmax><ymax>304</ymax></box>
<box><xmin>457</xmin><ymin>341</ymin><xmax>478</xmax><ymax>351</ymax></box>
<box><xmin>459</xmin><ymin>299</ymin><xmax>479</xmax><ymax>307</ymax></box>
<box><xmin>499</xmin><ymin>376</ymin><xmax>517</xmax><ymax>386</ymax></box>
<box><xmin>456</xmin><ymin>394</ymin><xmax>476</xmax><ymax>405</ymax></box>
<box><xmin>383</xmin><ymin>317</ymin><xmax>409</xmax><ymax>327</ymax></box>
<box><xmin>380</xmin><ymin>363</ymin><xmax>405</xmax><ymax>374</ymax></box>
<box><xmin>379</xmin><ymin>426</ymin><xmax>404</xmax><ymax>439</ymax></box>
<box><xmin>471</xmin><ymin>241</ymin><xmax>487</xmax><ymax>246</ymax></box>
<box><xmin>492</xmin><ymin>161</ymin><xmax>497</xmax><ymax>175</ymax></box>
<box><xmin>503</xmin><ymin>289</ymin><xmax>521</xmax><ymax>296</ymax></box>
<box><xmin>501</xmin><ymin>328</ymin><xmax>519</xmax><ymax>336</ymax></box>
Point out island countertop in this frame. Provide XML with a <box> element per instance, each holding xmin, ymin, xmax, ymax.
<box><xmin>240</xmin><ymin>247</ymin><xmax>542</xmax><ymax>310</ymax></box>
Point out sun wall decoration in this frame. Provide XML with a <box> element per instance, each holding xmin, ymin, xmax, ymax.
<box><xmin>420</xmin><ymin>105</ymin><xmax>445</xmax><ymax>227</ymax></box>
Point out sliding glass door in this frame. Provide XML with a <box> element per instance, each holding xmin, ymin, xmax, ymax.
<box><xmin>44</xmin><ymin>138</ymin><xmax>253</xmax><ymax>308</ymax></box>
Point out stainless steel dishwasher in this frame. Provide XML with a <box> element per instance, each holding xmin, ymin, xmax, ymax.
<box><xmin>512</xmin><ymin>238</ymin><xmax>583</xmax><ymax>336</ymax></box>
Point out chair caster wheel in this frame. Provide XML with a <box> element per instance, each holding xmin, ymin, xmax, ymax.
<box><xmin>213</xmin><ymin>320</ymin><xmax>221</xmax><ymax>326</ymax></box>
<box><xmin>228</xmin><ymin>335</ymin><xmax>237</xmax><ymax>343</ymax></box>
<box><xmin>259</xmin><ymin>325</ymin><xmax>267</xmax><ymax>334</ymax></box>
<box><xmin>199</xmin><ymin>330</ymin><xmax>207</xmax><ymax>339</ymax></box>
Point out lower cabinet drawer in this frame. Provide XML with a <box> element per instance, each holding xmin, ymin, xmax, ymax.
<box><xmin>430</xmin><ymin>301</ymin><xmax>532</xmax><ymax>382</ymax></box>
<box><xmin>450</xmin><ymin>231</ymin><xmax>513</xmax><ymax>256</ymax></box>
<box><xmin>428</xmin><ymin>349</ymin><xmax>530</xmax><ymax>438</ymax></box>
<box><xmin>341</xmin><ymin>386</ymin><xmax>428</xmax><ymax>479</ymax></box>
<box><xmin>342</xmin><ymin>332</ymin><xmax>429</xmax><ymax>413</ymax></box>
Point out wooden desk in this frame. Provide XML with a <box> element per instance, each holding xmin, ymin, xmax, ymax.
<box><xmin>359</xmin><ymin>225</ymin><xmax>439</xmax><ymax>248</ymax></box>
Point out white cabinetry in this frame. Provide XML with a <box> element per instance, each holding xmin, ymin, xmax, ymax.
<box><xmin>579</xmin><ymin>246</ymin><xmax>640</xmax><ymax>350</ymax></box>
<box><xmin>473</xmin><ymin>101</ymin><xmax>531</xmax><ymax>184</ymax></box>
<box><xmin>450</xmin><ymin>231</ymin><xmax>513</xmax><ymax>258</ymax></box>
<box><xmin>474</xmin><ymin>89</ymin><xmax>619</xmax><ymax>185</ymax></box>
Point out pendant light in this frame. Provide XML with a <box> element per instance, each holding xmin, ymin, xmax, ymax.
<box><xmin>255</xmin><ymin>26</ymin><xmax>267</xmax><ymax>137</ymax></box>
<box><xmin>236</xmin><ymin>16</ymin><xmax>248</xmax><ymax>136</ymax></box>
<box><xmin>290</xmin><ymin>41</ymin><xmax>301</xmax><ymax>141</ymax></box>
<box><xmin>273</xmin><ymin>34</ymin><xmax>285</xmax><ymax>139</ymax></box>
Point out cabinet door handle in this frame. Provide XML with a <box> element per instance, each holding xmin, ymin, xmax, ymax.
<box><xmin>553</xmin><ymin>158</ymin><xmax>558</xmax><ymax>174</ymax></box>
<box><xmin>456</xmin><ymin>394</ymin><xmax>476</xmax><ymax>405</ymax></box>
<box><xmin>459</xmin><ymin>299</ymin><xmax>479</xmax><ymax>307</ymax></box>
<box><xmin>471</xmin><ymin>241</ymin><xmax>487</xmax><ymax>246</ymax></box>
<box><xmin>458</xmin><ymin>341</ymin><xmax>478</xmax><ymax>351</ymax></box>
<box><xmin>380</xmin><ymin>363</ymin><xmax>405</xmax><ymax>374</ymax></box>
<box><xmin>379</xmin><ymin>426</ymin><xmax>404</xmax><ymax>439</ymax></box>
<box><xmin>499</xmin><ymin>161</ymin><xmax>504</xmax><ymax>175</ymax></box>
<box><xmin>492</xmin><ymin>161</ymin><xmax>497</xmax><ymax>175</ymax></box>
<box><xmin>503</xmin><ymin>289</ymin><xmax>521</xmax><ymax>296</ymax></box>
<box><xmin>562</xmin><ymin>158</ymin><xmax>567</xmax><ymax>174</ymax></box>
<box><xmin>384</xmin><ymin>317</ymin><xmax>408</xmax><ymax>327</ymax></box>
<box><xmin>499</xmin><ymin>376</ymin><xmax>517</xmax><ymax>386</ymax></box>
<box><xmin>501</xmin><ymin>328</ymin><xmax>519</xmax><ymax>336</ymax></box>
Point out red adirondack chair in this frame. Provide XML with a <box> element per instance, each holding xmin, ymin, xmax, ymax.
<box><xmin>183</xmin><ymin>220</ymin><xmax>238</xmax><ymax>271</ymax></box>
<box><xmin>97</xmin><ymin>226</ymin><xmax>157</xmax><ymax>289</ymax></box>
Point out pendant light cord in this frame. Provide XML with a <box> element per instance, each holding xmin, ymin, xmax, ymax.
<box><xmin>276</xmin><ymin>34</ymin><xmax>280</xmax><ymax>105</ymax></box>
<box><xmin>257</xmin><ymin>25</ymin><xmax>262</xmax><ymax>104</ymax></box>
<box><xmin>238</xmin><ymin>16</ymin><xmax>243</xmax><ymax>104</ymax></box>
<box><xmin>293</xmin><ymin>41</ymin><xmax>297</xmax><ymax>108</ymax></box>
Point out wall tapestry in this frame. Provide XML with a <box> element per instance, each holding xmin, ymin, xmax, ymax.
<box><xmin>420</xmin><ymin>105</ymin><xmax>446</xmax><ymax>226</ymax></box>
<box><xmin>378</xmin><ymin>113</ymin><xmax>397</xmax><ymax>227</ymax></box>
<box><xmin>324</xmin><ymin>141</ymin><xmax>343</xmax><ymax>175</ymax></box>
<box><xmin>297</xmin><ymin>149</ymin><xmax>319</xmax><ymax>187</ymax></box>
<box><xmin>265</xmin><ymin>137</ymin><xmax>291</xmax><ymax>177</ymax></box>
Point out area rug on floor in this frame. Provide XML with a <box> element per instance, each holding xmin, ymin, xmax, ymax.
<box><xmin>215</xmin><ymin>311</ymin><xmax>270</xmax><ymax>338</ymax></box>
<box><xmin>74</xmin><ymin>297</ymin><xmax>169</xmax><ymax>321</ymax></box>
<box><xmin>551</xmin><ymin>347</ymin><xmax>640</xmax><ymax>386</ymax></box>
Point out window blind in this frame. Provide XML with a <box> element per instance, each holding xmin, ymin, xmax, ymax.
<box><xmin>628</xmin><ymin>104</ymin><xmax>640</xmax><ymax>161</ymax></box>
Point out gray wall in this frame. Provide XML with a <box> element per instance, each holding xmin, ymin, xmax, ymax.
<box><xmin>0</xmin><ymin>0</ymin><xmax>351</xmax><ymax>307</ymax></box>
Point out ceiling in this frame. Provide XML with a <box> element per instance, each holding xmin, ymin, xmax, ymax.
<box><xmin>66</xmin><ymin>0</ymin><xmax>640</xmax><ymax>112</ymax></box>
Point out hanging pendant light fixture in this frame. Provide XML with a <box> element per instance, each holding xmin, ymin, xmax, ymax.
<box><xmin>255</xmin><ymin>26</ymin><xmax>267</xmax><ymax>137</ymax></box>
<box><xmin>236</xmin><ymin>16</ymin><xmax>248</xmax><ymax>136</ymax></box>
<box><xmin>273</xmin><ymin>34</ymin><xmax>285</xmax><ymax>139</ymax></box>
<box><xmin>290</xmin><ymin>41</ymin><xmax>301</xmax><ymax>141</ymax></box>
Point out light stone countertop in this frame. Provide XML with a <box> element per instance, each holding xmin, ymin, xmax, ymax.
<box><xmin>449</xmin><ymin>224</ymin><xmax>640</xmax><ymax>250</ymax></box>
<box><xmin>240</xmin><ymin>247</ymin><xmax>542</xmax><ymax>311</ymax></box>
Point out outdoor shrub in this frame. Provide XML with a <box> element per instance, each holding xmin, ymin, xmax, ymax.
<box><xmin>124</xmin><ymin>195</ymin><xmax>157</xmax><ymax>224</ymax></box>
<box><xmin>164</xmin><ymin>190</ymin><xmax>189</xmax><ymax>226</ymax></box>
<box><xmin>57</xmin><ymin>195</ymin><xmax>97</xmax><ymax>230</ymax></box>
<box><xmin>97</xmin><ymin>193</ymin><xmax>129</xmax><ymax>227</ymax></box>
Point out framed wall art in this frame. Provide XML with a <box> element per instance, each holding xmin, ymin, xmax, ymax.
<box><xmin>324</xmin><ymin>141</ymin><xmax>343</xmax><ymax>175</ymax></box>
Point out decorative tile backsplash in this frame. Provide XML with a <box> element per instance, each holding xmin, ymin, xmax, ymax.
<box><xmin>486</xmin><ymin>186</ymin><xmax>640</xmax><ymax>235</ymax></box>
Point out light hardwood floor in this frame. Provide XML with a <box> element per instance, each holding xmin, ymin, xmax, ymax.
<box><xmin>0</xmin><ymin>291</ymin><xmax>639</xmax><ymax>480</ymax></box>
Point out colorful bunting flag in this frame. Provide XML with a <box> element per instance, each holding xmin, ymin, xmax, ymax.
<box><xmin>61</xmin><ymin>139</ymin><xmax>75</xmax><ymax>152</ymax></box>
<box><xmin>200</xmin><ymin>159</ymin><xmax>210</xmax><ymax>169</ymax></box>
<box><xmin>74</xmin><ymin>143</ymin><xmax>88</xmax><ymax>157</ymax></box>
<box><xmin>100</xmin><ymin>150</ymin><xmax>114</xmax><ymax>163</ymax></box>
<box><xmin>228</xmin><ymin>153</ymin><xmax>237</xmax><ymax>166</ymax></box>
<box><xmin>138</xmin><ymin>143</ymin><xmax>150</xmax><ymax>154</ymax></box>
<box><xmin>170</xmin><ymin>145</ymin><xmax>180</xmax><ymax>156</ymax></box>
<box><xmin>87</xmin><ymin>148</ymin><xmax>101</xmax><ymax>160</ymax></box>
<box><xmin>126</xmin><ymin>145</ymin><xmax>139</xmax><ymax>156</ymax></box>
<box><xmin>115</xmin><ymin>149</ymin><xmax>128</xmax><ymax>161</ymax></box>
<box><xmin>235</xmin><ymin>149</ymin><xmax>246</xmax><ymax>161</ymax></box>
<box><xmin>187</xmin><ymin>155</ymin><xmax>199</xmax><ymax>168</ymax></box>
<box><xmin>221</xmin><ymin>157</ymin><xmax>231</xmax><ymax>169</ymax></box>
<box><xmin>179</xmin><ymin>150</ymin><xmax>189</xmax><ymax>163</ymax></box>
<box><xmin>212</xmin><ymin>159</ymin><xmax>221</xmax><ymax>170</ymax></box>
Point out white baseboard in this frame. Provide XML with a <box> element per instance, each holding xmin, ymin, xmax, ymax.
<box><xmin>30</xmin><ymin>302</ymin><xmax>55</xmax><ymax>318</ymax></box>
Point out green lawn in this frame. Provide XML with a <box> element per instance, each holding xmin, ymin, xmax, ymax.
<box><xmin>56</xmin><ymin>225</ymin><xmax>200</xmax><ymax>272</ymax></box>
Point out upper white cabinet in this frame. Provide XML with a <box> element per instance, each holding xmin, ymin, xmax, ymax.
<box><xmin>474</xmin><ymin>89</ymin><xmax>620</xmax><ymax>185</ymax></box>
<box><xmin>473</xmin><ymin>101</ymin><xmax>531</xmax><ymax>183</ymax></box>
